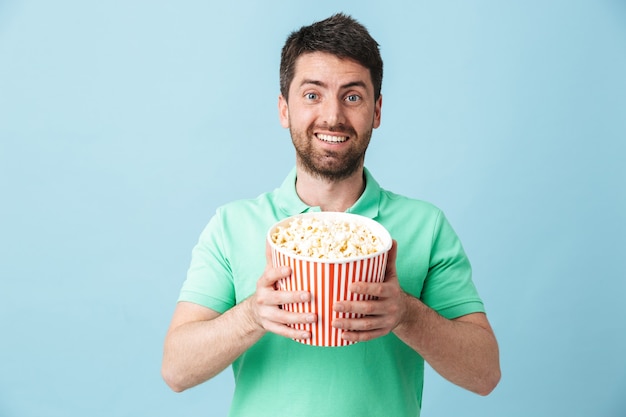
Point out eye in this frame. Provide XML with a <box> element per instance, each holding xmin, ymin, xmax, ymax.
<box><xmin>346</xmin><ymin>94</ymin><xmax>361</xmax><ymax>103</ymax></box>
<box><xmin>305</xmin><ymin>92</ymin><xmax>319</xmax><ymax>100</ymax></box>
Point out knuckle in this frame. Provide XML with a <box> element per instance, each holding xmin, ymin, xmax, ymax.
<box><xmin>387</xmin><ymin>303</ymin><xmax>399</xmax><ymax>316</ymax></box>
<box><xmin>255</xmin><ymin>291</ymin><xmax>271</xmax><ymax>306</ymax></box>
<box><xmin>363</xmin><ymin>303</ymin><xmax>376</xmax><ymax>314</ymax></box>
<box><xmin>285</xmin><ymin>311</ymin><xmax>302</xmax><ymax>324</ymax></box>
<box><xmin>361</xmin><ymin>318</ymin><xmax>375</xmax><ymax>330</ymax></box>
<box><xmin>372</xmin><ymin>285</ymin><xmax>385</xmax><ymax>297</ymax></box>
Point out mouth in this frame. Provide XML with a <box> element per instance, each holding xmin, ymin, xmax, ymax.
<box><xmin>316</xmin><ymin>133</ymin><xmax>349</xmax><ymax>143</ymax></box>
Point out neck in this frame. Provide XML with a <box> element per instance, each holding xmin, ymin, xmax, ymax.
<box><xmin>295</xmin><ymin>165</ymin><xmax>366</xmax><ymax>212</ymax></box>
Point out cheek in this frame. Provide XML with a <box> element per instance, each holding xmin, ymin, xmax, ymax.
<box><xmin>353</xmin><ymin>114</ymin><xmax>376</xmax><ymax>132</ymax></box>
<box><xmin>289</xmin><ymin>109</ymin><xmax>315</xmax><ymax>130</ymax></box>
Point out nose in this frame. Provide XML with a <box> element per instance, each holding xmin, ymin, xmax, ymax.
<box><xmin>322</xmin><ymin>97</ymin><xmax>346</xmax><ymax>127</ymax></box>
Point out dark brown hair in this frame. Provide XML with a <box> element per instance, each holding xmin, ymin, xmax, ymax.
<box><xmin>279</xmin><ymin>13</ymin><xmax>383</xmax><ymax>101</ymax></box>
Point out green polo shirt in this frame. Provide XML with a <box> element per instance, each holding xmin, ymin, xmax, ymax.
<box><xmin>179</xmin><ymin>167</ymin><xmax>485</xmax><ymax>417</ymax></box>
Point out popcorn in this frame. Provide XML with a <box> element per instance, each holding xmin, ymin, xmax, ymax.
<box><xmin>271</xmin><ymin>215</ymin><xmax>384</xmax><ymax>259</ymax></box>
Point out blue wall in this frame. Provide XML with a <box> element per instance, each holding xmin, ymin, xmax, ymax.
<box><xmin>1</xmin><ymin>1</ymin><xmax>625</xmax><ymax>416</ymax></box>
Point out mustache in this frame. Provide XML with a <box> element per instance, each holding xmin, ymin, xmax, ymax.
<box><xmin>310</xmin><ymin>124</ymin><xmax>357</xmax><ymax>137</ymax></box>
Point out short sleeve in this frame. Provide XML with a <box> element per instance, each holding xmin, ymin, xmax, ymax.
<box><xmin>420</xmin><ymin>211</ymin><xmax>485</xmax><ymax>319</ymax></box>
<box><xmin>177</xmin><ymin>209</ymin><xmax>236</xmax><ymax>313</ymax></box>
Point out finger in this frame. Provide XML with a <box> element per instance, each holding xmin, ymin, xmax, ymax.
<box><xmin>281</xmin><ymin>290</ymin><xmax>312</xmax><ymax>304</ymax></box>
<box><xmin>333</xmin><ymin>315</ymin><xmax>394</xmax><ymax>334</ymax></box>
<box><xmin>334</xmin><ymin>299</ymin><xmax>381</xmax><ymax>315</ymax></box>
<box><xmin>340</xmin><ymin>328</ymin><xmax>389</xmax><ymax>342</ymax></box>
<box><xmin>258</xmin><ymin>263</ymin><xmax>292</xmax><ymax>288</ymax></box>
<box><xmin>333</xmin><ymin>297</ymin><xmax>401</xmax><ymax>326</ymax></box>
<box><xmin>263</xmin><ymin>321</ymin><xmax>312</xmax><ymax>340</ymax></box>
<box><xmin>255</xmin><ymin>281</ymin><xmax>311</xmax><ymax>307</ymax></box>
<box><xmin>262</xmin><ymin>308</ymin><xmax>317</xmax><ymax>326</ymax></box>
<box><xmin>346</xmin><ymin>281</ymin><xmax>387</xmax><ymax>298</ymax></box>
<box><xmin>258</xmin><ymin>307</ymin><xmax>316</xmax><ymax>339</ymax></box>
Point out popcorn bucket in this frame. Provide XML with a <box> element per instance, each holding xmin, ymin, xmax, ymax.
<box><xmin>267</xmin><ymin>212</ymin><xmax>392</xmax><ymax>347</ymax></box>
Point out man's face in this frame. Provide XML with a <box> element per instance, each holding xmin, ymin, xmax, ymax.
<box><xmin>278</xmin><ymin>52</ymin><xmax>382</xmax><ymax>181</ymax></box>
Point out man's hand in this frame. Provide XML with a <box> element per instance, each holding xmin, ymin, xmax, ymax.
<box><xmin>332</xmin><ymin>241</ymin><xmax>407</xmax><ymax>342</ymax></box>
<box><xmin>162</xmin><ymin>242</ymin><xmax>319</xmax><ymax>392</ymax></box>
<box><xmin>249</xmin><ymin>242</ymin><xmax>317</xmax><ymax>340</ymax></box>
<box><xmin>332</xmin><ymin>239</ymin><xmax>500</xmax><ymax>394</ymax></box>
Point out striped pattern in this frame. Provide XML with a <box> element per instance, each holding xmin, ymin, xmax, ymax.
<box><xmin>271</xmin><ymin>249</ymin><xmax>389</xmax><ymax>347</ymax></box>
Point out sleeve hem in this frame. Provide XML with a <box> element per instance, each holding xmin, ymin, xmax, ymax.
<box><xmin>436</xmin><ymin>300</ymin><xmax>485</xmax><ymax>320</ymax></box>
<box><xmin>177</xmin><ymin>291</ymin><xmax>233</xmax><ymax>314</ymax></box>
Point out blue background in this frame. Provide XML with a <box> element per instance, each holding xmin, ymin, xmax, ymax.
<box><xmin>1</xmin><ymin>1</ymin><xmax>625</xmax><ymax>416</ymax></box>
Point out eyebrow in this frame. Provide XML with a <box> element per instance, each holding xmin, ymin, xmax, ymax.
<box><xmin>299</xmin><ymin>79</ymin><xmax>368</xmax><ymax>90</ymax></box>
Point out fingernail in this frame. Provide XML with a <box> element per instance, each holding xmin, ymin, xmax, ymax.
<box><xmin>300</xmin><ymin>293</ymin><xmax>309</xmax><ymax>302</ymax></box>
<box><xmin>306</xmin><ymin>314</ymin><xmax>316</xmax><ymax>322</ymax></box>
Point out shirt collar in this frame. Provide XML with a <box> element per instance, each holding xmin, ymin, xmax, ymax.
<box><xmin>275</xmin><ymin>167</ymin><xmax>382</xmax><ymax>219</ymax></box>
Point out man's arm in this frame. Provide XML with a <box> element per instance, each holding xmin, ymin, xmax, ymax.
<box><xmin>393</xmin><ymin>304</ymin><xmax>500</xmax><ymax>396</ymax></box>
<box><xmin>332</xmin><ymin>241</ymin><xmax>501</xmax><ymax>395</ymax></box>
<box><xmin>161</xmin><ymin>245</ymin><xmax>316</xmax><ymax>392</ymax></box>
<box><xmin>161</xmin><ymin>299</ymin><xmax>260</xmax><ymax>392</ymax></box>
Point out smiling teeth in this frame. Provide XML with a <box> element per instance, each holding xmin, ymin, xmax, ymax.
<box><xmin>317</xmin><ymin>134</ymin><xmax>348</xmax><ymax>143</ymax></box>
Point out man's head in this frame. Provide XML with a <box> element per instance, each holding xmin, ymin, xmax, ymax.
<box><xmin>280</xmin><ymin>13</ymin><xmax>383</xmax><ymax>102</ymax></box>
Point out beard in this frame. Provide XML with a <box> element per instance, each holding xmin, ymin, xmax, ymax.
<box><xmin>290</xmin><ymin>125</ymin><xmax>372</xmax><ymax>182</ymax></box>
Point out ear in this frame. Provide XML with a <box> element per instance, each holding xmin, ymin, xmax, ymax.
<box><xmin>278</xmin><ymin>94</ymin><xmax>290</xmax><ymax>128</ymax></box>
<box><xmin>373</xmin><ymin>94</ymin><xmax>382</xmax><ymax>129</ymax></box>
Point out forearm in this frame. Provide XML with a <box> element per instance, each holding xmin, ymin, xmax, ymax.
<box><xmin>393</xmin><ymin>294</ymin><xmax>501</xmax><ymax>395</ymax></box>
<box><xmin>162</xmin><ymin>298</ymin><xmax>265</xmax><ymax>392</ymax></box>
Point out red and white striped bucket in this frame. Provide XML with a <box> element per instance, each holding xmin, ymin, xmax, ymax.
<box><xmin>267</xmin><ymin>212</ymin><xmax>392</xmax><ymax>347</ymax></box>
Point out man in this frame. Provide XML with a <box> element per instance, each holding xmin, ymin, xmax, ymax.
<box><xmin>162</xmin><ymin>13</ymin><xmax>500</xmax><ymax>416</ymax></box>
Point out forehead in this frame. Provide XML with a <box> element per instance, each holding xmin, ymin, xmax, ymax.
<box><xmin>291</xmin><ymin>52</ymin><xmax>373</xmax><ymax>90</ymax></box>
